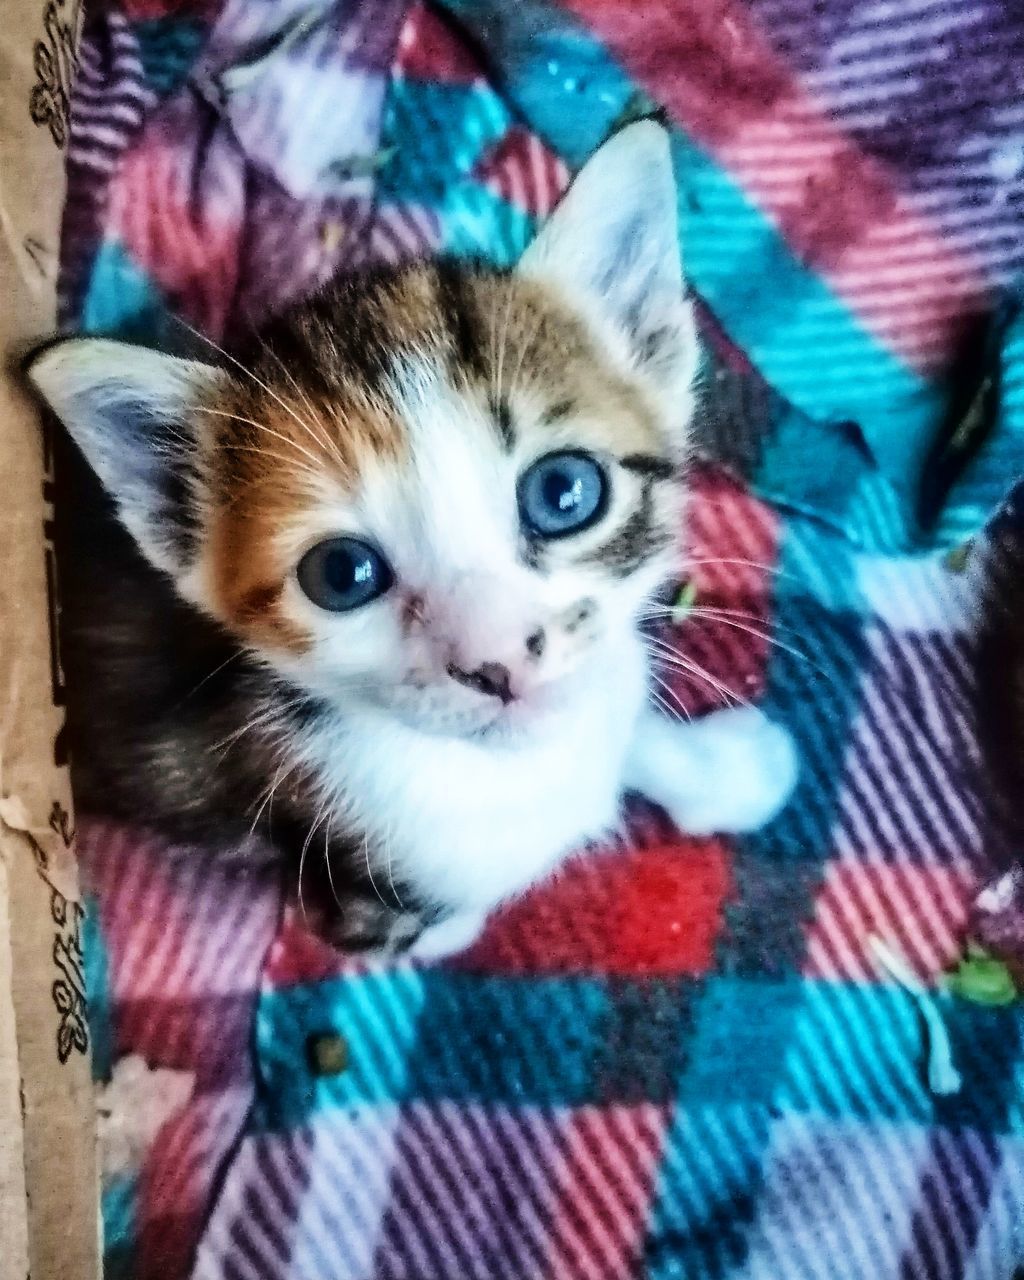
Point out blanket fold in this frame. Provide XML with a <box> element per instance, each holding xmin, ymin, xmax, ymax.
<box><xmin>60</xmin><ymin>2</ymin><xmax>1024</xmax><ymax>1276</ymax></box>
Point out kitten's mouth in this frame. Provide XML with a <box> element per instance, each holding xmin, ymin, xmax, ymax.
<box><xmin>387</xmin><ymin>665</ymin><xmax>580</xmax><ymax>741</ymax></box>
<box><xmin>464</xmin><ymin>682</ymin><xmax>568</xmax><ymax>741</ymax></box>
<box><xmin>406</xmin><ymin>685</ymin><xmax>561</xmax><ymax>743</ymax></box>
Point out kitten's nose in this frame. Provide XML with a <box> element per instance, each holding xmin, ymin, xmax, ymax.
<box><xmin>446</xmin><ymin>660</ymin><xmax>514</xmax><ymax>705</ymax></box>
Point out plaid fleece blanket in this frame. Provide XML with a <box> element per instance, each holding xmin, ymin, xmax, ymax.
<box><xmin>61</xmin><ymin>2</ymin><xmax>1024</xmax><ymax>1276</ymax></box>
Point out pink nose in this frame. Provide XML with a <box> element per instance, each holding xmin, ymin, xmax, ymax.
<box><xmin>420</xmin><ymin>570</ymin><xmax>547</xmax><ymax>701</ymax></box>
<box><xmin>444</xmin><ymin>626</ymin><xmax>546</xmax><ymax>704</ymax></box>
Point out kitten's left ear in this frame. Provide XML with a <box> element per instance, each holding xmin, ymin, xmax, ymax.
<box><xmin>26</xmin><ymin>337</ymin><xmax>227</xmax><ymax>588</ymax></box>
<box><xmin>518</xmin><ymin>121</ymin><xmax>696</xmax><ymax>417</ymax></box>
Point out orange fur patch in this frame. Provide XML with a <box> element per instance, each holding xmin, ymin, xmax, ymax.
<box><xmin>468</xmin><ymin>273</ymin><xmax>667</xmax><ymax>458</ymax></box>
<box><xmin>204</xmin><ymin>384</ymin><xmax>407</xmax><ymax>651</ymax></box>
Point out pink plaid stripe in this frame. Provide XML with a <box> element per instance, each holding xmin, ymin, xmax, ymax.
<box><xmin>80</xmin><ymin>821</ymin><xmax>281</xmax><ymax>1277</ymax></box>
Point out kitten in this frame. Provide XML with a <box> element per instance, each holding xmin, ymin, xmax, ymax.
<box><xmin>29</xmin><ymin>122</ymin><xmax>796</xmax><ymax>958</ymax></box>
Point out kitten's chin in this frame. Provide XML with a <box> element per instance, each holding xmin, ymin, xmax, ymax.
<box><xmin>391</xmin><ymin>691</ymin><xmax>563</xmax><ymax>744</ymax></box>
<box><xmin>469</xmin><ymin>697</ymin><xmax>560</xmax><ymax>745</ymax></box>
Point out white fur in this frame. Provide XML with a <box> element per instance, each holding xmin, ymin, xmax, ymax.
<box><xmin>626</xmin><ymin>705</ymin><xmax>799</xmax><ymax>837</ymax></box>
<box><xmin>292</xmin><ymin>625</ymin><xmax>797</xmax><ymax>959</ymax></box>
<box><xmin>294</xmin><ymin>624</ymin><xmax>649</xmax><ymax>917</ymax></box>
<box><xmin>272</xmin><ymin>350</ymin><xmax>671</xmax><ymax>737</ymax></box>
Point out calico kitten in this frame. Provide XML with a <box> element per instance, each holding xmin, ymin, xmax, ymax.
<box><xmin>29</xmin><ymin>123</ymin><xmax>796</xmax><ymax>957</ymax></box>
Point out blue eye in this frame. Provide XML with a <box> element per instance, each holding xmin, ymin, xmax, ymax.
<box><xmin>518</xmin><ymin>451</ymin><xmax>609</xmax><ymax>540</ymax></box>
<box><xmin>296</xmin><ymin>538</ymin><xmax>393</xmax><ymax>612</ymax></box>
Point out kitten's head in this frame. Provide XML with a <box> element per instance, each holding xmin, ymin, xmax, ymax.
<box><xmin>30</xmin><ymin>122</ymin><xmax>697</xmax><ymax>738</ymax></box>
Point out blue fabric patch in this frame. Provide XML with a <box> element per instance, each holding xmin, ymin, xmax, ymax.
<box><xmin>442</xmin><ymin>186</ymin><xmax>535</xmax><ymax>266</ymax></box>
<box><xmin>255</xmin><ymin>969</ymin><xmax>427</xmax><ymax>1128</ymax></box>
<box><xmin>645</xmin><ymin>1104</ymin><xmax>770</xmax><ymax>1280</ymax></box>
<box><xmin>256</xmin><ymin>972</ymin><xmax>614</xmax><ymax>1125</ymax></box>
<box><xmin>779</xmin><ymin>979</ymin><xmax>936</xmax><ymax>1124</ymax></box>
<box><xmin>404</xmin><ymin>974</ymin><xmax>611</xmax><ymax>1106</ymax></box>
<box><xmin>378</xmin><ymin>81</ymin><xmax>510</xmax><ymax>207</ymax></box>
<box><xmin>682</xmin><ymin>978</ymin><xmax>804</xmax><ymax>1104</ymax></box>
<box><xmin>83</xmin><ymin>893</ymin><xmax>113</xmax><ymax>1084</ymax></box>
<box><xmin>438</xmin><ymin>0</ymin><xmax>636</xmax><ymax>169</ymax></box>
<box><xmin>81</xmin><ymin>240</ymin><xmax>171</xmax><ymax>344</ymax></box>
<box><xmin>102</xmin><ymin>1172</ymin><xmax>137</xmax><ymax>1280</ymax></box>
<box><xmin>134</xmin><ymin>17</ymin><xmax>208</xmax><ymax>99</ymax></box>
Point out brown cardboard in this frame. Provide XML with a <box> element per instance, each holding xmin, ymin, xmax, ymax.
<box><xmin>0</xmin><ymin>2</ymin><xmax>99</xmax><ymax>1278</ymax></box>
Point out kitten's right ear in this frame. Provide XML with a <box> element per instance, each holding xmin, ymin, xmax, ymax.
<box><xmin>517</xmin><ymin>120</ymin><xmax>695</xmax><ymax>423</ymax></box>
<box><xmin>26</xmin><ymin>338</ymin><xmax>227</xmax><ymax>583</ymax></box>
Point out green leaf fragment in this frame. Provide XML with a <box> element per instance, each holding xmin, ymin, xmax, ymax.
<box><xmin>327</xmin><ymin>148</ymin><xmax>397</xmax><ymax>180</ymax></box>
<box><xmin>944</xmin><ymin>542</ymin><xmax>973</xmax><ymax>574</ymax></box>
<box><xmin>671</xmin><ymin>580</ymin><xmax>698</xmax><ymax>622</ymax></box>
<box><xmin>944</xmin><ymin>949</ymin><xmax>1018</xmax><ymax>1007</ymax></box>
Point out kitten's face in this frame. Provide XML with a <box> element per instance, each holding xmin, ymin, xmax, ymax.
<box><xmin>30</xmin><ymin>122</ymin><xmax>697</xmax><ymax>740</ymax></box>
<box><xmin>203</xmin><ymin>268</ymin><xmax>687</xmax><ymax>736</ymax></box>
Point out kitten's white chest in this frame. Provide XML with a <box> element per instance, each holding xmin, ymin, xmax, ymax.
<box><xmin>319</xmin><ymin>635</ymin><xmax>648</xmax><ymax>913</ymax></box>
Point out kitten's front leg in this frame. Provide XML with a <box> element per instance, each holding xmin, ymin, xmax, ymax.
<box><xmin>316</xmin><ymin>886</ymin><xmax>488</xmax><ymax>962</ymax></box>
<box><xmin>405</xmin><ymin>908</ymin><xmax>490</xmax><ymax>961</ymax></box>
<box><xmin>287</xmin><ymin>818</ymin><xmax>489</xmax><ymax>962</ymax></box>
<box><xmin>624</xmin><ymin>704</ymin><xmax>798</xmax><ymax>835</ymax></box>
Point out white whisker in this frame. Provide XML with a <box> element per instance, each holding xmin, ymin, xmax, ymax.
<box><xmin>210</xmin><ymin>704</ymin><xmax>279</xmax><ymax>760</ymax></box>
<box><xmin>650</xmin><ymin>669</ymin><xmax>692</xmax><ymax>723</ymax></box>
<box><xmin>680</xmin><ymin>609</ymin><xmax>826</xmax><ymax>676</ymax></box>
<box><xmin>248</xmin><ymin>750</ymin><xmax>294</xmax><ymax>837</ymax></box>
<box><xmin>298</xmin><ymin>798</ymin><xmax>333</xmax><ymax>923</ymax></box>
<box><xmin>642</xmin><ymin>604</ymin><xmax>828</xmax><ymax>681</ymax></box>
<box><xmin>644</xmin><ymin>635</ymin><xmax>748</xmax><ymax>708</ymax></box>
<box><xmin>385</xmin><ymin>826</ymin><xmax>403</xmax><ymax>909</ymax></box>
<box><xmin>177</xmin><ymin>651</ymin><xmax>243</xmax><ymax>706</ymax></box>
<box><xmin>260</xmin><ymin>340</ymin><xmax>340</xmax><ymax>458</ymax></box>
<box><xmin>363</xmin><ymin>833</ymin><xmax>388</xmax><ymax>909</ymax></box>
<box><xmin>172</xmin><ymin>315</ymin><xmax>337</xmax><ymax>462</ymax></box>
<box><xmin>194</xmin><ymin>406</ymin><xmax>324</xmax><ymax>472</ymax></box>
<box><xmin>323</xmin><ymin>814</ymin><xmax>343</xmax><ymax>911</ymax></box>
<box><xmin>212</xmin><ymin>440</ymin><xmax>326</xmax><ymax>485</ymax></box>
<box><xmin>681</xmin><ymin>555</ymin><xmax>794</xmax><ymax>581</ymax></box>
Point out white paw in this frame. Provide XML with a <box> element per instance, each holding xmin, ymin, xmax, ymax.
<box><xmin>407</xmin><ymin>909</ymin><xmax>489</xmax><ymax>962</ymax></box>
<box><xmin>654</xmin><ymin>706</ymin><xmax>799</xmax><ymax>836</ymax></box>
